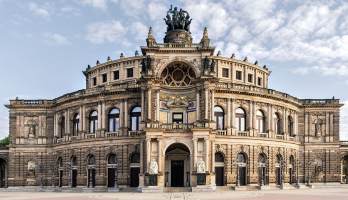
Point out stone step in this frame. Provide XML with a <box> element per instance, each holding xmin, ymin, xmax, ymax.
<box><xmin>164</xmin><ymin>187</ymin><xmax>192</xmax><ymax>193</ymax></box>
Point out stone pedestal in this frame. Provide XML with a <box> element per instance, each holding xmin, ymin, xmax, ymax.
<box><xmin>140</xmin><ymin>186</ymin><xmax>163</xmax><ymax>193</ymax></box>
<box><xmin>192</xmin><ymin>185</ymin><xmax>216</xmax><ymax>192</ymax></box>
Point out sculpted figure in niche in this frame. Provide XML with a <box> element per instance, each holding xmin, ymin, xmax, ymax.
<box><xmin>197</xmin><ymin>159</ymin><xmax>206</xmax><ymax>174</ymax></box>
<box><xmin>149</xmin><ymin>159</ymin><xmax>158</xmax><ymax>175</ymax></box>
<box><xmin>27</xmin><ymin>161</ymin><xmax>36</xmax><ymax>177</ymax></box>
<box><xmin>314</xmin><ymin>119</ymin><xmax>322</xmax><ymax>137</ymax></box>
<box><xmin>26</xmin><ymin>119</ymin><xmax>38</xmax><ymax>138</ymax></box>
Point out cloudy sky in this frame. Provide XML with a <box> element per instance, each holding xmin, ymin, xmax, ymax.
<box><xmin>0</xmin><ymin>0</ymin><xmax>347</xmax><ymax>139</ymax></box>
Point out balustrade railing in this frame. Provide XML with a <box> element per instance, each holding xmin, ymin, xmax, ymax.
<box><xmin>238</xmin><ymin>131</ymin><xmax>249</xmax><ymax>137</ymax></box>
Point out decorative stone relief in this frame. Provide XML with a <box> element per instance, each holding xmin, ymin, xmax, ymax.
<box><xmin>149</xmin><ymin>159</ymin><xmax>158</xmax><ymax>175</ymax></box>
<box><xmin>196</xmin><ymin>159</ymin><xmax>206</xmax><ymax>174</ymax></box>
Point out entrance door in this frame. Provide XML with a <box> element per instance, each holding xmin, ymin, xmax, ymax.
<box><xmin>172</xmin><ymin>113</ymin><xmax>183</xmax><ymax>124</ymax></box>
<box><xmin>276</xmin><ymin>168</ymin><xmax>281</xmax><ymax>185</ymax></box>
<box><xmin>108</xmin><ymin>168</ymin><xmax>115</xmax><ymax>188</ymax></box>
<box><xmin>71</xmin><ymin>169</ymin><xmax>77</xmax><ymax>187</ymax></box>
<box><xmin>88</xmin><ymin>169</ymin><xmax>96</xmax><ymax>187</ymax></box>
<box><xmin>239</xmin><ymin>167</ymin><xmax>246</xmax><ymax>186</ymax></box>
<box><xmin>130</xmin><ymin>167</ymin><xmax>140</xmax><ymax>187</ymax></box>
<box><xmin>215</xmin><ymin>167</ymin><xmax>224</xmax><ymax>186</ymax></box>
<box><xmin>58</xmin><ymin>170</ymin><xmax>63</xmax><ymax>187</ymax></box>
<box><xmin>171</xmin><ymin>160</ymin><xmax>184</xmax><ymax>187</ymax></box>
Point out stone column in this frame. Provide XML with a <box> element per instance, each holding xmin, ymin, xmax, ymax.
<box><xmin>141</xmin><ymin>89</ymin><xmax>145</xmax><ymax>121</ymax></box>
<box><xmin>205</xmin><ymin>139</ymin><xmax>210</xmax><ymax>172</ymax></box>
<box><xmin>211</xmin><ymin>90</ymin><xmax>215</xmax><ymax>121</ymax></box>
<box><xmin>139</xmin><ymin>140</ymin><xmax>144</xmax><ymax>187</ymax></box>
<box><xmin>97</xmin><ymin>103</ymin><xmax>102</xmax><ymax>130</ymax></box>
<box><xmin>231</xmin><ymin>100</ymin><xmax>235</xmax><ymax>129</ymax></box>
<box><xmin>146</xmin><ymin>139</ymin><xmax>151</xmax><ymax>173</ymax></box>
<box><xmin>156</xmin><ymin>90</ymin><xmax>160</xmax><ymax>122</ymax></box>
<box><xmin>66</xmin><ymin>109</ymin><xmax>70</xmax><ymax>134</ymax></box>
<box><xmin>294</xmin><ymin>112</ymin><xmax>298</xmax><ymax>136</ymax></box>
<box><xmin>101</xmin><ymin>101</ymin><xmax>106</xmax><ymax>130</ymax></box>
<box><xmin>193</xmin><ymin>138</ymin><xmax>198</xmax><ymax>170</ymax></box>
<box><xmin>196</xmin><ymin>90</ymin><xmax>200</xmax><ymax>121</ymax></box>
<box><xmin>205</xmin><ymin>89</ymin><xmax>209</xmax><ymax>120</ymax></box>
<box><xmin>82</xmin><ymin>105</ymin><xmax>86</xmax><ymax>132</ymax></box>
<box><xmin>305</xmin><ymin>113</ymin><xmax>309</xmax><ymax>141</ymax></box>
<box><xmin>147</xmin><ymin>89</ymin><xmax>152</xmax><ymax>120</ymax></box>
<box><xmin>330</xmin><ymin>113</ymin><xmax>334</xmax><ymax>142</ymax></box>
<box><xmin>124</xmin><ymin>100</ymin><xmax>128</xmax><ymax>128</ymax></box>
<box><xmin>158</xmin><ymin>139</ymin><xmax>162</xmax><ymax>173</ymax></box>
<box><xmin>211</xmin><ymin>141</ymin><xmax>215</xmax><ymax>173</ymax></box>
<box><xmin>54</xmin><ymin>113</ymin><xmax>58</xmax><ymax>137</ymax></box>
<box><xmin>227</xmin><ymin>98</ymin><xmax>231</xmax><ymax>128</ymax></box>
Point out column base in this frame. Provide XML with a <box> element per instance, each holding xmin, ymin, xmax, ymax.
<box><xmin>192</xmin><ymin>185</ymin><xmax>216</xmax><ymax>192</ymax></box>
<box><xmin>139</xmin><ymin>186</ymin><xmax>163</xmax><ymax>193</ymax></box>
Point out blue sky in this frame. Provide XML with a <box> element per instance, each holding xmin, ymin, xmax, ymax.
<box><xmin>0</xmin><ymin>0</ymin><xmax>347</xmax><ymax>139</ymax></box>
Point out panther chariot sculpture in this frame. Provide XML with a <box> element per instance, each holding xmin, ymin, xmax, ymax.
<box><xmin>163</xmin><ymin>5</ymin><xmax>193</xmax><ymax>45</ymax></box>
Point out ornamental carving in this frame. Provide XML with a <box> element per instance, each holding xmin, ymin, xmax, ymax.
<box><xmin>196</xmin><ymin>159</ymin><xmax>206</xmax><ymax>174</ymax></box>
<box><xmin>149</xmin><ymin>159</ymin><xmax>158</xmax><ymax>175</ymax></box>
<box><xmin>161</xmin><ymin>62</ymin><xmax>196</xmax><ymax>87</ymax></box>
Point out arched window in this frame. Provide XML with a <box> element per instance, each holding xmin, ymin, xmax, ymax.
<box><xmin>256</xmin><ymin>110</ymin><xmax>265</xmax><ymax>133</ymax></box>
<box><xmin>130</xmin><ymin>106</ymin><xmax>141</xmax><ymax>131</ymax></box>
<box><xmin>108</xmin><ymin>154</ymin><xmax>117</xmax><ymax>165</ymax></box>
<box><xmin>215</xmin><ymin>152</ymin><xmax>225</xmax><ymax>163</ymax></box>
<box><xmin>288</xmin><ymin>115</ymin><xmax>294</xmax><ymax>136</ymax></box>
<box><xmin>72</xmin><ymin>114</ymin><xmax>79</xmax><ymax>136</ymax></box>
<box><xmin>57</xmin><ymin>157</ymin><xmax>63</xmax><ymax>168</ymax></box>
<box><xmin>59</xmin><ymin>116</ymin><xmax>65</xmax><ymax>138</ymax></box>
<box><xmin>87</xmin><ymin>155</ymin><xmax>96</xmax><ymax>166</ymax></box>
<box><xmin>160</xmin><ymin>62</ymin><xmax>196</xmax><ymax>87</ymax></box>
<box><xmin>235</xmin><ymin>108</ymin><xmax>246</xmax><ymax>131</ymax></box>
<box><xmin>214</xmin><ymin>106</ymin><xmax>224</xmax><ymax>130</ymax></box>
<box><xmin>130</xmin><ymin>153</ymin><xmax>140</xmax><ymax>164</ymax></box>
<box><xmin>89</xmin><ymin>111</ymin><xmax>98</xmax><ymax>133</ymax></box>
<box><xmin>274</xmin><ymin>113</ymin><xmax>282</xmax><ymax>135</ymax></box>
<box><xmin>108</xmin><ymin>108</ymin><xmax>120</xmax><ymax>132</ymax></box>
<box><xmin>71</xmin><ymin>156</ymin><xmax>77</xmax><ymax>167</ymax></box>
<box><xmin>237</xmin><ymin>153</ymin><xmax>247</xmax><ymax>164</ymax></box>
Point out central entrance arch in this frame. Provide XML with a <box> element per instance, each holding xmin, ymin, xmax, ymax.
<box><xmin>165</xmin><ymin>143</ymin><xmax>191</xmax><ymax>187</ymax></box>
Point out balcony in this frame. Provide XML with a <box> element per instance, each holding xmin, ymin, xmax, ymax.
<box><xmin>276</xmin><ymin>134</ymin><xmax>284</xmax><ymax>140</ymax></box>
<box><xmin>258</xmin><ymin>132</ymin><xmax>268</xmax><ymax>138</ymax></box>
<box><xmin>238</xmin><ymin>131</ymin><xmax>249</xmax><ymax>137</ymax></box>
<box><xmin>128</xmin><ymin>131</ymin><xmax>143</xmax><ymax>136</ymax></box>
<box><xmin>86</xmin><ymin>133</ymin><xmax>96</xmax><ymax>139</ymax></box>
<box><xmin>106</xmin><ymin>131</ymin><xmax>120</xmax><ymax>138</ymax></box>
<box><xmin>216</xmin><ymin>129</ymin><xmax>227</xmax><ymax>135</ymax></box>
<box><xmin>161</xmin><ymin>123</ymin><xmax>195</xmax><ymax>131</ymax></box>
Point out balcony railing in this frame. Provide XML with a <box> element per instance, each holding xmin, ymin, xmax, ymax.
<box><xmin>238</xmin><ymin>131</ymin><xmax>249</xmax><ymax>136</ymax></box>
<box><xmin>258</xmin><ymin>132</ymin><xmax>268</xmax><ymax>137</ymax></box>
<box><xmin>276</xmin><ymin>134</ymin><xmax>284</xmax><ymax>140</ymax></box>
<box><xmin>128</xmin><ymin>131</ymin><xmax>142</xmax><ymax>137</ymax></box>
<box><xmin>216</xmin><ymin>129</ymin><xmax>227</xmax><ymax>135</ymax></box>
<box><xmin>107</xmin><ymin>131</ymin><xmax>120</xmax><ymax>137</ymax></box>
<box><xmin>86</xmin><ymin>133</ymin><xmax>96</xmax><ymax>139</ymax></box>
<box><xmin>160</xmin><ymin>123</ymin><xmax>195</xmax><ymax>130</ymax></box>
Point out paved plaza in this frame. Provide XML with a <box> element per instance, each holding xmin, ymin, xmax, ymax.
<box><xmin>1</xmin><ymin>188</ymin><xmax>348</xmax><ymax>200</ymax></box>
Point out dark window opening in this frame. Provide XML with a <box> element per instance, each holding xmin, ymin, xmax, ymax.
<box><xmin>257</xmin><ymin>77</ymin><xmax>262</xmax><ymax>86</ymax></box>
<box><xmin>248</xmin><ymin>74</ymin><xmax>253</xmax><ymax>83</ymax></box>
<box><xmin>236</xmin><ymin>71</ymin><xmax>242</xmax><ymax>80</ymax></box>
<box><xmin>113</xmin><ymin>70</ymin><xmax>119</xmax><ymax>80</ymax></box>
<box><xmin>222</xmin><ymin>68</ymin><xmax>229</xmax><ymax>78</ymax></box>
<box><xmin>102</xmin><ymin>74</ymin><xmax>107</xmax><ymax>83</ymax></box>
<box><xmin>127</xmin><ymin>68</ymin><xmax>134</xmax><ymax>78</ymax></box>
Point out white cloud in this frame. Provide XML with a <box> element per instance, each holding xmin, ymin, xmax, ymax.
<box><xmin>29</xmin><ymin>2</ymin><xmax>50</xmax><ymax>18</ymax></box>
<box><xmin>86</xmin><ymin>20</ymin><xmax>127</xmax><ymax>44</ymax></box>
<box><xmin>131</xmin><ymin>22</ymin><xmax>148</xmax><ymax>41</ymax></box>
<box><xmin>44</xmin><ymin>33</ymin><xmax>70</xmax><ymax>45</ymax></box>
<box><xmin>80</xmin><ymin>0</ymin><xmax>108</xmax><ymax>10</ymax></box>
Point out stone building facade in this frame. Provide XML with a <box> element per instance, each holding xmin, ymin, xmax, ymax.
<box><xmin>1</xmin><ymin>7</ymin><xmax>348</xmax><ymax>192</ymax></box>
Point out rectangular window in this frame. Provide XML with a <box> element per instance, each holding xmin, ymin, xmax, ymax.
<box><xmin>248</xmin><ymin>74</ymin><xmax>253</xmax><ymax>83</ymax></box>
<box><xmin>102</xmin><ymin>73</ymin><xmax>107</xmax><ymax>83</ymax></box>
<box><xmin>113</xmin><ymin>70</ymin><xmax>119</xmax><ymax>80</ymax></box>
<box><xmin>257</xmin><ymin>77</ymin><xmax>262</xmax><ymax>86</ymax></box>
<box><xmin>236</xmin><ymin>70</ymin><xmax>242</xmax><ymax>80</ymax></box>
<box><xmin>222</xmin><ymin>68</ymin><xmax>229</xmax><ymax>78</ymax></box>
<box><xmin>127</xmin><ymin>68</ymin><xmax>133</xmax><ymax>78</ymax></box>
<box><xmin>92</xmin><ymin>77</ymin><xmax>97</xmax><ymax>86</ymax></box>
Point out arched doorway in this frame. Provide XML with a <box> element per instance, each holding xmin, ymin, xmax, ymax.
<box><xmin>130</xmin><ymin>152</ymin><xmax>140</xmax><ymax>187</ymax></box>
<box><xmin>107</xmin><ymin>154</ymin><xmax>117</xmax><ymax>188</ymax></box>
<box><xmin>342</xmin><ymin>155</ymin><xmax>348</xmax><ymax>183</ymax></box>
<box><xmin>70</xmin><ymin>156</ymin><xmax>78</xmax><ymax>188</ymax></box>
<box><xmin>0</xmin><ymin>158</ymin><xmax>7</xmax><ymax>188</ymax></box>
<box><xmin>57</xmin><ymin>157</ymin><xmax>63</xmax><ymax>187</ymax></box>
<box><xmin>165</xmin><ymin>143</ymin><xmax>190</xmax><ymax>187</ymax></box>
<box><xmin>258</xmin><ymin>153</ymin><xmax>268</xmax><ymax>186</ymax></box>
<box><xmin>275</xmin><ymin>154</ymin><xmax>283</xmax><ymax>186</ymax></box>
<box><xmin>87</xmin><ymin>154</ymin><xmax>96</xmax><ymax>188</ymax></box>
<box><xmin>237</xmin><ymin>153</ymin><xmax>247</xmax><ymax>186</ymax></box>
<box><xmin>289</xmin><ymin>155</ymin><xmax>295</xmax><ymax>184</ymax></box>
<box><xmin>215</xmin><ymin>152</ymin><xmax>225</xmax><ymax>186</ymax></box>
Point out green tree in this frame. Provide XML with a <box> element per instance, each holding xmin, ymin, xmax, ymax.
<box><xmin>0</xmin><ymin>135</ymin><xmax>9</xmax><ymax>147</ymax></box>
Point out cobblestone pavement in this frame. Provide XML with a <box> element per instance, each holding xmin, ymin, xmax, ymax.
<box><xmin>1</xmin><ymin>188</ymin><xmax>348</xmax><ymax>200</ymax></box>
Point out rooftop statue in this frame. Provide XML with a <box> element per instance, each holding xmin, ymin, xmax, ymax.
<box><xmin>164</xmin><ymin>5</ymin><xmax>192</xmax><ymax>32</ymax></box>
